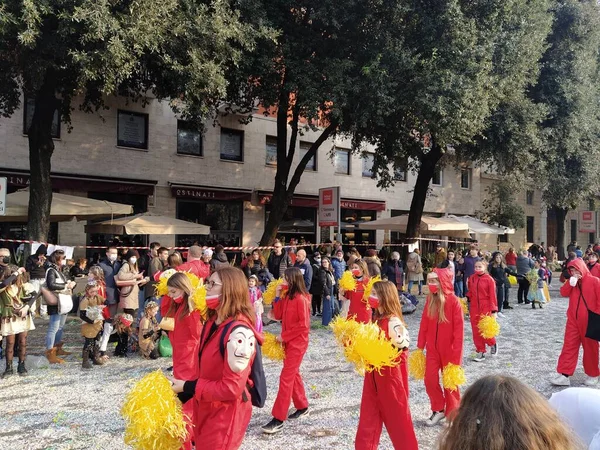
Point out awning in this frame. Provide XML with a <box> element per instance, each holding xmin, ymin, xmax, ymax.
<box><xmin>358</xmin><ymin>215</ymin><xmax>471</xmax><ymax>238</ymax></box>
<box><xmin>85</xmin><ymin>213</ymin><xmax>210</xmax><ymax>235</ymax></box>
<box><xmin>448</xmin><ymin>215</ymin><xmax>515</xmax><ymax>235</ymax></box>
<box><xmin>0</xmin><ymin>191</ymin><xmax>133</xmax><ymax>222</ymax></box>
<box><xmin>259</xmin><ymin>193</ymin><xmax>386</xmax><ymax>211</ymax></box>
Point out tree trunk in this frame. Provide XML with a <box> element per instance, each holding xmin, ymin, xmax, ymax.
<box><xmin>27</xmin><ymin>71</ymin><xmax>58</xmax><ymax>242</ymax></box>
<box><xmin>405</xmin><ymin>142</ymin><xmax>444</xmax><ymax>240</ymax></box>
<box><xmin>554</xmin><ymin>206</ymin><xmax>568</xmax><ymax>260</ymax></box>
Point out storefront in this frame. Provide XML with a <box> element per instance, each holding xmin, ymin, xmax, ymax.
<box><xmin>171</xmin><ymin>184</ymin><xmax>251</xmax><ymax>248</ymax></box>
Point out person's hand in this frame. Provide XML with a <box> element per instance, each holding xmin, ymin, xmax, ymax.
<box><xmin>17</xmin><ymin>267</ymin><xmax>26</xmax><ymax>274</ymax></box>
<box><xmin>167</xmin><ymin>376</ymin><xmax>185</xmax><ymax>394</ymax></box>
<box><xmin>19</xmin><ymin>305</ymin><xmax>29</xmax><ymax>318</ymax></box>
<box><xmin>276</xmin><ymin>335</ymin><xmax>283</xmax><ymax>343</ymax></box>
<box><xmin>326</xmin><ymin>295</ymin><xmax>331</xmax><ymax>300</ymax></box>
<box><xmin>275</xmin><ymin>284</ymin><xmax>283</xmax><ymax>295</ymax></box>
<box><xmin>136</xmin><ymin>273</ymin><xmax>144</xmax><ymax>280</ymax></box>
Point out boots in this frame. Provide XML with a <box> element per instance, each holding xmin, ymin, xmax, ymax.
<box><xmin>55</xmin><ymin>342</ymin><xmax>72</xmax><ymax>356</ymax></box>
<box><xmin>82</xmin><ymin>345</ymin><xmax>93</xmax><ymax>369</ymax></box>
<box><xmin>1</xmin><ymin>360</ymin><xmax>14</xmax><ymax>378</ymax></box>
<box><xmin>92</xmin><ymin>345</ymin><xmax>105</xmax><ymax>366</ymax></box>
<box><xmin>17</xmin><ymin>361</ymin><xmax>28</xmax><ymax>376</ymax></box>
<box><xmin>46</xmin><ymin>348</ymin><xmax>65</xmax><ymax>364</ymax></box>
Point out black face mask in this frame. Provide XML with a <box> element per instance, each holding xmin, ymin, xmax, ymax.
<box><xmin>1</xmin><ymin>256</ymin><xmax>10</xmax><ymax>265</ymax></box>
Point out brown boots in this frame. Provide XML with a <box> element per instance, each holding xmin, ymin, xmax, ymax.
<box><xmin>46</xmin><ymin>348</ymin><xmax>65</xmax><ymax>364</ymax></box>
<box><xmin>55</xmin><ymin>342</ymin><xmax>72</xmax><ymax>356</ymax></box>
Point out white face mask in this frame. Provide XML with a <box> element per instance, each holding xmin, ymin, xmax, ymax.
<box><xmin>569</xmin><ymin>276</ymin><xmax>578</xmax><ymax>287</ymax></box>
<box><xmin>129</xmin><ymin>257</ymin><xmax>137</xmax><ymax>265</ymax></box>
<box><xmin>108</xmin><ymin>254</ymin><xmax>117</xmax><ymax>262</ymax></box>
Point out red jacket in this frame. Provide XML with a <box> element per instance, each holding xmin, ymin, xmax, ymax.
<box><xmin>588</xmin><ymin>262</ymin><xmax>600</xmax><ymax>279</ymax></box>
<box><xmin>273</xmin><ymin>292</ymin><xmax>310</xmax><ymax>348</ymax></box>
<box><xmin>170</xmin><ymin>298</ymin><xmax>202</xmax><ymax>380</ymax></box>
<box><xmin>178</xmin><ymin>259</ymin><xmax>210</xmax><ymax>281</ymax></box>
<box><xmin>417</xmin><ymin>268</ymin><xmax>464</xmax><ymax>365</ymax></box>
<box><xmin>561</xmin><ymin>259</ymin><xmax>600</xmax><ymax>323</ymax></box>
<box><xmin>347</xmin><ymin>278</ymin><xmax>373</xmax><ymax>324</ymax></box>
<box><xmin>505</xmin><ymin>251</ymin><xmax>517</xmax><ymax>266</ymax></box>
<box><xmin>466</xmin><ymin>272</ymin><xmax>497</xmax><ymax>316</ymax></box>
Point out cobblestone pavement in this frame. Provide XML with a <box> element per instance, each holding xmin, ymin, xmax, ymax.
<box><xmin>0</xmin><ymin>282</ymin><xmax>592</xmax><ymax>450</ymax></box>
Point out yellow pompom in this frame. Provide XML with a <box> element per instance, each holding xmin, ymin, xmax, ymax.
<box><xmin>263</xmin><ymin>278</ymin><xmax>285</xmax><ymax>306</ymax></box>
<box><xmin>190</xmin><ymin>283</ymin><xmax>207</xmax><ymax>318</ymax></box>
<box><xmin>154</xmin><ymin>269</ymin><xmax>177</xmax><ymax>296</ymax></box>
<box><xmin>121</xmin><ymin>370</ymin><xmax>188</xmax><ymax>450</ymax></box>
<box><xmin>330</xmin><ymin>317</ymin><xmax>400</xmax><ymax>374</ymax></box>
<box><xmin>459</xmin><ymin>297</ymin><xmax>469</xmax><ymax>316</ymax></box>
<box><xmin>339</xmin><ymin>271</ymin><xmax>357</xmax><ymax>292</ymax></box>
<box><xmin>442</xmin><ymin>363</ymin><xmax>466</xmax><ymax>391</ymax></box>
<box><xmin>262</xmin><ymin>332</ymin><xmax>286</xmax><ymax>361</ymax></box>
<box><xmin>362</xmin><ymin>275</ymin><xmax>382</xmax><ymax>302</ymax></box>
<box><xmin>408</xmin><ymin>349</ymin><xmax>426</xmax><ymax>380</ymax></box>
<box><xmin>477</xmin><ymin>314</ymin><xmax>500</xmax><ymax>339</ymax></box>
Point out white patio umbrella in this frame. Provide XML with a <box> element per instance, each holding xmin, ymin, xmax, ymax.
<box><xmin>358</xmin><ymin>215</ymin><xmax>471</xmax><ymax>238</ymax></box>
<box><xmin>85</xmin><ymin>212</ymin><xmax>210</xmax><ymax>235</ymax></box>
<box><xmin>448</xmin><ymin>215</ymin><xmax>515</xmax><ymax>235</ymax></box>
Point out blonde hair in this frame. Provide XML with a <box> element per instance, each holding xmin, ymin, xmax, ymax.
<box><xmin>166</xmin><ymin>272</ymin><xmax>193</xmax><ymax>320</ymax></box>
<box><xmin>426</xmin><ymin>275</ymin><xmax>447</xmax><ymax>323</ymax></box>
<box><xmin>351</xmin><ymin>259</ymin><xmax>370</xmax><ymax>280</ymax></box>
<box><xmin>372</xmin><ymin>281</ymin><xmax>404</xmax><ymax>323</ymax></box>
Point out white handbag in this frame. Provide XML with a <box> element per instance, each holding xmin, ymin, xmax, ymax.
<box><xmin>58</xmin><ymin>293</ymin><xmax>73</xmax><ymax>314</ymax></box>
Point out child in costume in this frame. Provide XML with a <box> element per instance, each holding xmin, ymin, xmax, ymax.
<box><xmin>355</xmin><ymin>280</ymin><xmax>418</xmax><ymax>450</ymax></box>
<box><xmin>262</xmin><ymin>267</ymin><xmax>311</xmax><ymax>434</ymax></box>
<box><xmin>466</xmin><ymin>261</ymin><xmax>498</xmax><ymax>362</ymax></box>
<box><xmin>138</xmin><ymin>300</ymin><xmax>160</xmax><ymax>359</ymax></box>
<box><xmin>340</xmin><ymin>259</ymin><xmax>372</xmax><ymax>323</ymax></box>
<box><xmin>79</xmin><ymin>281</ymin><xmax>106</xmax><ymax>369</ymax></box>
<box><xmin>248</xmin><ymin>275</ymin><xmax>264</xmax><ymax>333</ymax></box>
<box><xmin>113</xmin><ymin>313</ymin><xmax>134</xmax><ymax>357</ymax></box>
<box><xmin>529</xmin><ymin>260</ymin><xmax>547</xmax><ymax>309</ymax></box>
<box><xmin>417</xmin><ymin>268</ymin><xmax>464</xmax><ymax>426</ymax></box>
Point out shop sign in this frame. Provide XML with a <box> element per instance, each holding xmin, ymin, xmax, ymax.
<box><xmin>318</xmin><ymin>186</ymin><xmax>340</xmax><ymax>227</ymax></box>
<box><xmin>579</xmin><ymin>210</ymin><xmax>596</xmax><ymax>233</ymax></box>
<box><xmin>172</xmin><ymin>186</ymin><xmax>251</xmax><ymax>201</ymax></box>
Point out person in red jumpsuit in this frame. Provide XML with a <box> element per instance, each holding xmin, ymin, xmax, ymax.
<box><xmin>164</xmin><ymin>272</ymin><xmax>203</xmax><ymax>450</ymax></box>
<box><xmin>262</xmin><ymin>267</ymin><xmax>311</xmax><ymax>434</ymax></box>
<box><xmin>171</xmin><ymin>267</ymin><xmax>260</xmax><ymax>450</ymax></box>
<box><xmin>466</xmin><ymin>260</ymin><xmax>498</xmax><ymax>362</ymax></box>
<box><xmin>355</xmin><ymin>280</ymin><xmax>418</xmax><ymax>450</ymax></box>
<box><xmin>587</xmin><ymin>252</ymin><xmax>600</xmax><ymax>279</ymax></box>
<box><xmin>551</xmin><ymin>258</ymin><xmax>600</xmax><ymax>387</ymax></box>
<box><xmin>341</xmin><ymin>259</ymin><xmax>372</xmax><ymax>323</ymax></box>
<box><xmin>417</xmin><ymin>267</ymin><xmax>464</xmax><ymax>427</ymax></box>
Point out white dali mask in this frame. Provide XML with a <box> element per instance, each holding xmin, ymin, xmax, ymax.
<box><xmin>226</xmin><ymin>327</ymin><xmax>256</xmax><ymax>373</ymax></box>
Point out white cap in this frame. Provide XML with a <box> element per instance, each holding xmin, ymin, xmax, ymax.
<box><xmin>203</xmin><ymin>248</ymin><xmax>214</xmax><ymax>257</ymax></box>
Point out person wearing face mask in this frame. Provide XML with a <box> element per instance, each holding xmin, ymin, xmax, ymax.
<box><xmin>383</xmin><ymin>252</ymin><xmax>405</xmax><ymax>294</ymax></box>
<box><xmin>98</xmin><ymin>246</ymin><xmax>122</xmax><ymax>358</ymax></box>
<box><xmin>466</xmin><ymin>261</ymin><xmax>498</xmax><ymax>362</ymax></box>
<box><xmin>587</xmin><ymin>252</ymin><xmax>600</xmax><ymax>279</ymax></box>
<box><xmin>262</xmin><ymin>267</ymin><xmax>311</xmax><ymax>434</ymax></box>
<box><xmin>355</xmin><ymin>280</ymin><xmax>417</xmax><ymax>450</ymax></box>
<box><xmin>551</xmin><ymin>258</ymin><xmax>600</xmax><ymax>387</ymax></box>
<box><xmin>115</xmin><ymin>250</ymin><xmax>148</xmax><ymax>317</ymax></box>
<box><xmin>340</xmin><ymin>260</ymin><xmax>373</xmax><ymax>324</ymax></box>
<box><xmin>309</xmin><ymin>252</ymin><xmax>323</xmax><ymax>316</ymax></box>
<box><xmin>170</xmin><ymin>267</ymin><xmax>260</xmax><ymax>449</ymax></box>
<box><xmin>417</xmin><ymin>268</ymin><xmax>464</xmax><ymax>427</ymax></box>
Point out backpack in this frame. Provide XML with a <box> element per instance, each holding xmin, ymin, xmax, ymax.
<box><xmin>218</xmin><ymin>321</ymin><xmax>267</xmax><ymax>408</ymax></box>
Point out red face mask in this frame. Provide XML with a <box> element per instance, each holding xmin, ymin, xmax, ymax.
<box><xmin>428</xmin><ymin>285</ymin><xmax>439</xmax><ymax>294</ymax></box>
<box><xmin>206</xmin><ymin>295</ymin><xmax>221</xmax><ymax>310</ymax></box>
<box><xmin>351</xmin><ymin>268</ymin><xmax>362</xmax><ymax>277</ymax></box>
<box><xmin>367</xmin><ymin>295</ymin><xmax>379</xmax><ymax>309</ymax></box>
<box><xmin>475</xmin><ymin>268</ymin><xmax>485</xmax><ymax>275</ymax></box>
<box><xmin>172</xmin><ymin>295</ymin><xmax>184</xmax><ymax>304</ymax></box>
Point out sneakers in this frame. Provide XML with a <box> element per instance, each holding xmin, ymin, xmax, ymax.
<box><xmin>262</xmin><ymin>418</ymin><xmax>284</xmax><ymax>434</ymax></box>
<box><xmin>497</xmin><ymin>312</ymin><xmax>506</xmax><ymax>319</ymax></box>
<box><xmin>425</xmin><ymin>411</ymin><xmax>445</xmax><ymax>427</ymax></box>
<box><xmin>550</xmin><ymin>374</ymin><xmax>571</xmax><ymax>386</ymax></box>
<box><xmin>288</xmin><ymin>408</ymin><xmax>310</xmax><ymax>420</ymax></box>
<box><xmin>584</xmin><ymin>376</ymin><xmax>599</xmax><ymax>387</ymax></box>
<box><xmin>473</xmin><ymin>352</ymin><xmax>486</xmax><ymax>362</ymax></box>
<box><xmin>490</xmin><ymin>344</ymin><xmax>498</xmax><ymax>356</ymax></box>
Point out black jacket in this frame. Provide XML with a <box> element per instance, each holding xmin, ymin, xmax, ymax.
<box><xmin>311</xmin><ymin>267</ymin><xmax>334</xmax><ymax>297</ymax></box>
<box><xmin>267</xmin><ymin>250</ymin><xmax>293</xmax><ymax>278</ymax></box>
<box><xmin>45</xmin><ymin>264</ymin><xmax>69</xmax><ymax>316</ymax></box>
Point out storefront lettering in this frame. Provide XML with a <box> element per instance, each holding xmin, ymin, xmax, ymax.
<box><xmin>176</xmin><ymin>189</ymin><xmax>216</xmax><ymax>199</ymax></box>
<box><xmin>341</xmin><ymin>201</ymin><xmax>358</xmax><ymax>209</ymax></box>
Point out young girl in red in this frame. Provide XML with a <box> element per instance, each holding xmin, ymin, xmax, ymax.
<box><xmin>355</xmin><ymin>280</ymin><xmax>418</xmax><ymax>450</ymax></box>
<box><xmin>341</xmin><ymin>259</ymin><xmax>372</xmax><ymax>323</ymax></box>
<box><xmin>262</xmin><ymin>267</ymin><xmax>311</xmax><ymax>434</ymax></box>
<box><xmin>466</xmin><ymin>260</ymin><xmax>498</xmax><ymax>362</ymax></box>
<box><xmin>417</xmin><ymin>268</ymin><xmax>464</xmax><ymax>426</ymax></box>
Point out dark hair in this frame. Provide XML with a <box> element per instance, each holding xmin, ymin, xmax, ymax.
<box><xmin>168</xmin><ymin>252</ymin><xmax>183</xmax><ymax>268</ymax></box>
<box><xmin>106</xmin><ymin>246</ymin><xmax>118</xmax><ymax>253</ymax></box>
<box><xmin>283</xmin><ymin>267</ymin><xmax>308</xmax><ymax>299</ymax></box>
<box><xmin>48</xmin><ymin>252</ymin><xmax>65</xmax><ymax>265</ymax></box>
<box><xmin>150</xmin><ymin>242</ymin><xmax>161</xmax><ymax>251</ymax></box>
<box><xmin>157</xmin><ymin>247</ymin><xmax>169</xmax><ymax>254</ymax></box>
<box><xmin>124</xmin><ymin>249</ymin><xmax>140</xmax><ymax>261</ymax></box>
<box><xmin>215</xmin><ymin>244</ymin><xmax>225</xmax><ymax>253</ymax></box>
<box><xmin>320</xmin><ymin>257</ymin><xmax>333</xmax><ymax>273</ymax></box>
<box><xmin>366</xmin><ymin>249</ymin><xmax>378</xmax><ymax>257</ymax></box>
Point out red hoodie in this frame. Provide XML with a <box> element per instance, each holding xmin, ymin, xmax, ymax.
<box><xmin>417</xmin><ymin>268</ymin><xmax>464</xmax><ymax>365</ymax></box>
<box><xmin>561</xmin><ymin>258</ymin><xmax>600</xmax><ymax>322</ymax></box>
<box><xmin>466</xmin><ymin>271</ymin><xmax>497</xmax><ymax>316</ymax></box>
<box><xmin>273</xmin><ymin>292</ymin><xmax>311</xmax><ymax>347</ymax></box>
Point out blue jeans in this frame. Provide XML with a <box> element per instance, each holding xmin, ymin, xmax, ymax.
<box><xmin>322</xmin><ymin>296</ymin><xmax>333</xmax><ymax>326</ymax></box>
<box><xmin>46</xmin><ymin>314</ymin><xmax>68</xmax><ymax>349</ymax></box>
<box><xmin>408</xmin><ymin>280</ymin><xmax>422</xmax><ymax>295</ymax></box>
<box><xmin>454</xmin><ymin>280</ymin><xmax>464</xmax><ymax>297</ymax></box>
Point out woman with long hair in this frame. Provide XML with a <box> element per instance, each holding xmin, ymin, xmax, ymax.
<box><xmin>438</xmin><ymin>375</ymin><xmax>580</xmax><ymax>450</ymax></box>
<box><xmin>467</xmin><ymin>260</ymin><xmax>498</xmax><ymax>362</ymax></box>
<box><xmin>340</xmin><ymin>259</ymin><xmax>372</xmax><ymax>323</ymax></box>
<box><xmin>262</xmin><ymin>267</ymin><xmax>311</xmax><ymax>434</ymax></box>
<box><xmin>319</xmin><ymin>257</ymin><xmax>336</xmax><ymax>326</ymax></box>
<box><xmin>244</xmin><ymin>249</ymin><xmax>267</xmax><ymax>278</ymax></box>
<box><xmin>355</xmin><ymin>281</ymin><xmax>418</xmax><ymax>450</ymax></box>
<box><xmin>115</xmin><ymin>249</ymin><xmax>147</xmax><ymax>318</ymax></box>
<box><xmin>170</xmin><ymin>267</ymin><xmax>260</xmax><ymax>450</ymax></box>
<box><xmin>417</xmin><ymin>268</ymin><xmax>464</xmax><ymax>427</ymax></box>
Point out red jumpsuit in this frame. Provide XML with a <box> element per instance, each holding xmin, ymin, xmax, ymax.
<box><xmin>272</xmin><ymin>292</ymin><xmax>311</xmax><ymax>421</ymax></box>
<box><xmin>466</xmin><ymin>272</ymin><xmax>497</xmax><ymax>353</ymax></box>
<box><xmin>192</xmin><ymin>315</ymin><xmax>260</xmax><ymax>449</ymax></box>
<box><xmin>355</xmin><ymin>316</ymin><xmax>418</xmax><ymax>450</ymax></box>
<box><xmin>588</xmin><ymin>262</ymin><xmax>600</xmax><ymax>279</ymax></box>
<box><xmin>557</xmin><ymin>259</ymin><xmax>600</xmax><ymax>377</ymax></box>
<box><xmin>347</xmin><ymin>278</ymin><xmax>372</xmax><ymax>324</ymax></box>
<box><xmin>417</xmin><ymin>268</ymin><xmax>464</xmax><ymax>416</ymax></box>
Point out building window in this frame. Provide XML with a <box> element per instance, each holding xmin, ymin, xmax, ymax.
<box><xmin>526</xmin><ymin>190</ymin><xmax>534</xmax><ymax>205</ymax></box>
<box><xmin>432</xmin><ymin>167</ymin><xmax>442</xmax><ymax>186</ymax></box>
<box><xmin>571</xmin><ymin>219</ymin><xmax>577</xmax><ymax>243</ymax></box>
<box><xmin>394</xmin><ymin>160</ymin><xmax>408</xmax><ymax>182</ymax></box>
<box><xmin>299</xmin><ymin>141</ymin><xmax>317</xmax><ymax>171</ymax></box>
<box><xmin>334</xmin><ymin>148</ymin><xmax>350</xmax><ymax>175</ymax></box>
<box><xmin>117</xmin><ymin>110</ymin><xmax>149</xmax><ymax>149</ymax></box>
<box><xmin>460</xmin><ymin>168</ymin><xmax>471</xmax><ymax>189</ymax></box>
<box><xmin>220</xmin><ymin>128</ymin><xmax>244</xmax><ymax>162</ymax></box>
<box><xmin>176</xmin><ymin>120</ymin><xmax>202</xmax><ymax>156</ymax></box>
<box><xmin>23</xmin><ymin>97</ymin><xmax>61</xmax><ymax>138</ymax></box>
<box><xmin>590</xmin><ymin>233</ymin><xmax>595</xmax><ymax>244</ymax></box>
<box><xmin>266</xmin><ymin>136</ymin><xmax>277</xmax><ymax>166</ymax></box>
<box><xmin>176</xmin><ymin>199</ymin><xmax>242</xmax><ymax>247</ymax></box>
<box><xmin>362</xmin><ymin>153</ymin><xmax>375</xmax><ymax>178</ymax></box>
<box><xmin>527</xmin><ymin>216</ymin><xmax>535</xmax><ymax>242</ymax></box>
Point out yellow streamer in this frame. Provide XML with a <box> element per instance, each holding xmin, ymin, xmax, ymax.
<box><xmin>339</xmin><ymin>271</ymin><xmax>357</xmax><ymax>292</ymax></box>
<box><xmin>408</xmin><ymin>349</ymin><xmax>426</xmax><ymax>380</ymax></box>
<box><xmin>459</xmin><ymin>297</ymin><xmax>469</xmax><ymax>316</ymax></box>
<box><xmin>263</xmin><ymin>278</ymin><xmax>285</xmax><ymax>306</ymax></box>
<box><xmin>362</xmin><ymin>275</ymin><xmax>382</xmax><ymax>302</ymax></box>
<box><xmin>442</xmin><ymin>363</ymin><xmax>466</xmax><ymax>391</ymax></box>
<box><xmin>477</xmin><ymin>314</ymin><xmax>500</xmax><ymax>339</ymax></box>
<box><xmin>121</xmin><ymin>371</ymin><xmax>188</xmax><ymax>450</ymax></box>
<box><xmin>262</xmin><ymin>332</ymin><xmax>286</xmax><ymax>361</ymax></box>
<box><xmin>154</xmin><ymin>270</ymin><xmax>207</xmax><ymax>319</ymax></box>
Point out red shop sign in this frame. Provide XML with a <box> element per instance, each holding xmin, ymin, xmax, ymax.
<box><xmin>260</xmin><ymin>194</ymin><xmax>385</xmax><ymax>211</ymax></box>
